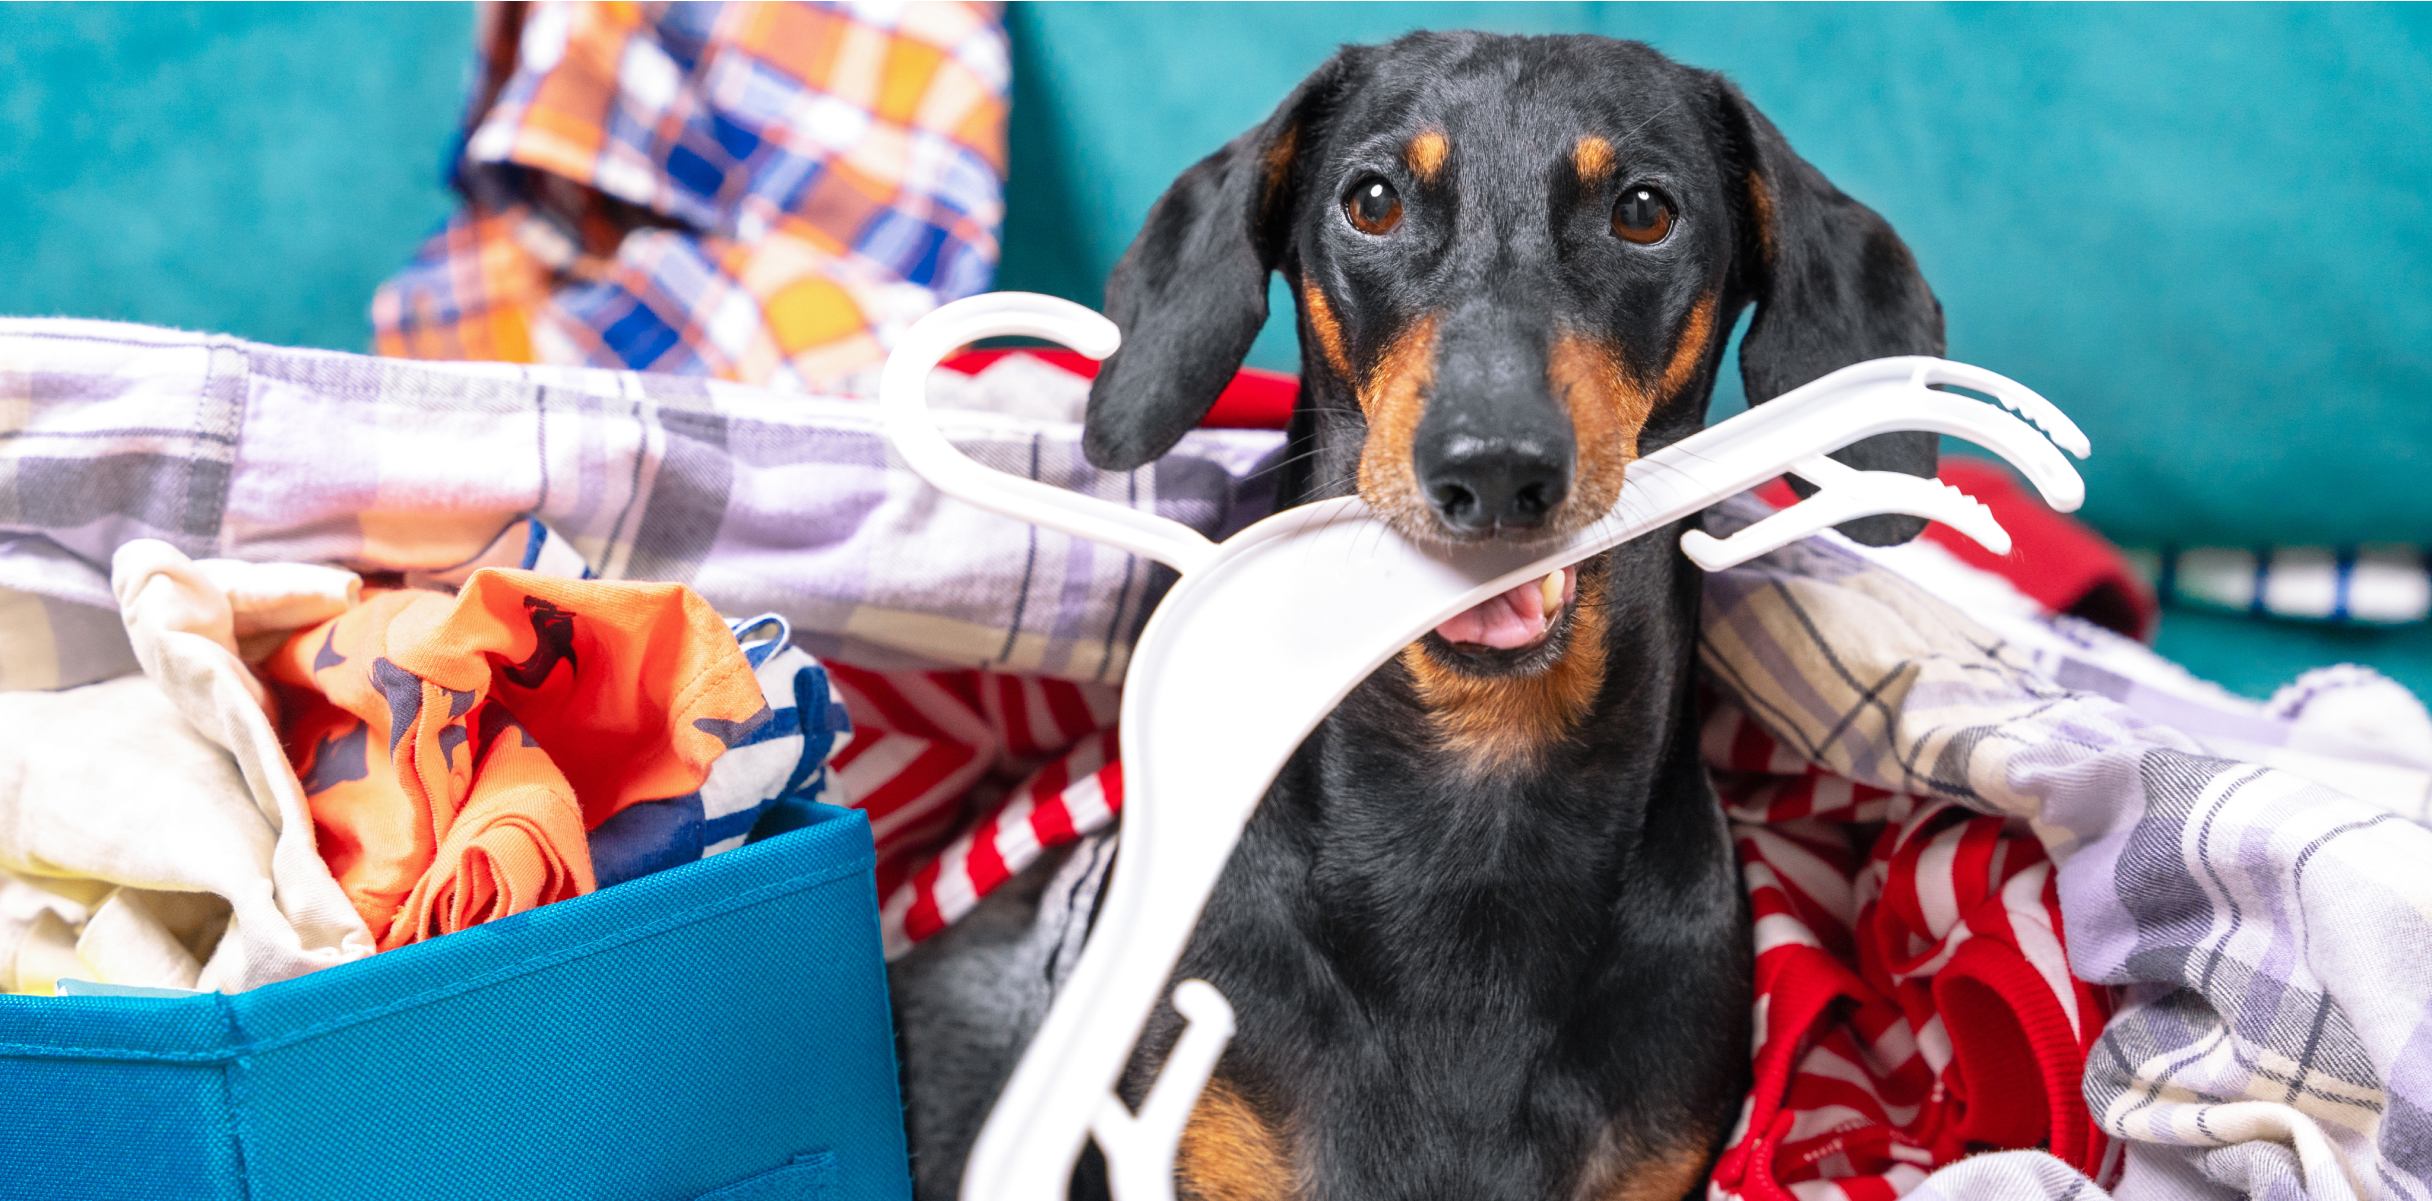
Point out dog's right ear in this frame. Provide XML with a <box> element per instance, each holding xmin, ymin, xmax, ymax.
<box><xmin>1710</xmin><ymin>77</ymin><xmax>1946</xmax><ymax>546</ymax></box>
<box><xmin>1083</xmin><ymin>56</ymin><xmax>1353</xmax><ymax>472</ymax></box>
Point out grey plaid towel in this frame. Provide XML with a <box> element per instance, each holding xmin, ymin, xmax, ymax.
<box><xmin>0</xmin><ymin>319</ymin><xmax>1282</xmax><ymax>691</ymax></box>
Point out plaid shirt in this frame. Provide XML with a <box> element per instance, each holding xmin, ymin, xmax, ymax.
<box><xmin>373</xmin><ymin>1</ymin><xmax>1008</xmax><ymax>392</ymax></box>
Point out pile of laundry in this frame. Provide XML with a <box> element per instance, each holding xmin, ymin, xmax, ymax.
<box><xmin>13</xmin><ymin>321</ymin><xmax>2432</xmax><ymax>1201</ymax></box>
<box><xmin>0</xmin><ymin>521</ymin><xmax>849</xmax><ymax>995</ymax></box>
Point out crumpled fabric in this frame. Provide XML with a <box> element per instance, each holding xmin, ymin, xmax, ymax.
<box><xmin>263</xmin><ymin>569</ymin><xmax>772</xmax><ymax>949</ymax></box>
<box><xmin>0</xmin><ymin>320</ymin><xmax>1279</xmax><ymax>687</ymax></box>
<box><xmin>0</xmin><ymin>542</ymin><xmax>377</xmax><ymax>993</ymax></box>
<box><xmin>1706</xmin><ymin>707</ymin><xmax>2114</xmax><ymax>1201</ymax></box>
<box><xmin>373</xmin><ymin>0</ymin><xmax>1009</xmax><ymax>393</ymax></box>
<box><xmin>1697</xmin><ymin>501</ymin><xmax>2432</xmax><ymax>1201</ymax></box>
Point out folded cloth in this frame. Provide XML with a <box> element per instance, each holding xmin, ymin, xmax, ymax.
<box><xmin>264</xmin><ymin>569</ymin><xmax>770</xmax><ymax>949</ymax></box>
<box><xmin>0</xmin><ymin>543</ymin><xmax>377</xmax><ymax>993</ymax></box>
<box><xmin>374</xmin><ymin>1</ymin><xmax>1009</xmax><ymax>393</ymax></box>
<box><xmin>0</xmin><ymin>319</ymin><xmax>1281</xmax><ymax>685</ymax></box>
<box><xmin>0</xmin><ymin>584</ymin><xmax>136</xmax><ymax>693</ymax></box>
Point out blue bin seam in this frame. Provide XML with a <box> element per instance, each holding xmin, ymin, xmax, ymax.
<box><xmin>0</xmin><ymin>850</ymin><xmax>873</xmax><ymax>1063</ymax></box>
<box><xmin>216</xmin><ymin>993</ymin><xmax>256</xmax><ymax>1201</ymax></box>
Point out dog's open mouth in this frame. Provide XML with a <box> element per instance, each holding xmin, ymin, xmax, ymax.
<box><xmin>1433</xmin><ymin>564</ymin><xmax>1579</xmax><ymax>651</ymax></box>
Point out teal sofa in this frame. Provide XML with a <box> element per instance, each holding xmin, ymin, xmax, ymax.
<box><xmin>4</xmin><ymin>1</ymin><xmax>2428</xmax><ymax>699</ymax></box>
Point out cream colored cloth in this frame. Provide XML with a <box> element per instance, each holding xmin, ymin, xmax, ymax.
<box><xmin>0</xmin><ymin>542</ymin><xmax>376</xmax><ymax>992</ymax></box>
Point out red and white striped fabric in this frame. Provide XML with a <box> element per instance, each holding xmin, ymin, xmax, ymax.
<box><xmin>1701</xmin><ymin>702</ymin><xmax>2116</xmax><ymax>1201</ymax></box>
<box><xmin>835</xmin><ymin>669</ymin><xmax>2114</xmax><ymax>1201</ymax></box>
<box><xmin>824</xmin><ymin>662</ymin><xmax>1123</xmax><ymax>956</ymax></box>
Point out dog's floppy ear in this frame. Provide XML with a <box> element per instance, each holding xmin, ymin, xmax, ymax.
<box><xmin>1082</xmin><ymin>55</ymin><xmax>1353</xmax><ymax>472</ymax></box>
<box><xmin>1714</xmin><ymin>79</ymin><xmax>1944</xmax><ymax>546</ymax></box>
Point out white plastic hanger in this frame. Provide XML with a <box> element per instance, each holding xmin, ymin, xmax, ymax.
<box><xmin>878</xmin><ymin>292</ymin><xmax>2088</xmax><ymax>1201</ymax></box>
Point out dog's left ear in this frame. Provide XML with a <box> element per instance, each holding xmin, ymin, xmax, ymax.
<box><xmin>1712</xmin><ymin>78</ymin><xmax>1944</xmax><ymax>546</ymax></box>
<box><xmin>1082</xmin><ymin>54</ymin><xmax>1354</xmax><ymax>472</ymax></box>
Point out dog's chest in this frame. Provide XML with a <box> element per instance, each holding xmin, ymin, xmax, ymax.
<box><xmin>1161</xmin><ymin>744</ymin><xmax>1732</xmax><ymax>1201</ymax></box>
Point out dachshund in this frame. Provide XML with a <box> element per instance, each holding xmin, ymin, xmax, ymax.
<box><xmin>905</xmin><ymin>30</ymin><xmax>1946</xmax><ymax>1201</ymax></box>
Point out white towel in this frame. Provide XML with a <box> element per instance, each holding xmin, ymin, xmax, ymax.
<box><xmin>0</xmin><ymin>542</ymin><xmax>377</xmax><ymax>993</ymax></box>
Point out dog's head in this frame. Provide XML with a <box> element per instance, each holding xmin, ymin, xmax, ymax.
<box><xmin>1082</xmin><ymin>32</ymin><xmax>1944</xmax><ymax>551</ymax></box>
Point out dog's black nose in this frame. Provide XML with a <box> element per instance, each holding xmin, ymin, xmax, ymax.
<box><xmin>1421</xmin><ymin>438</ymin><xmax>1569</xmax><ymax>533</ymax></box>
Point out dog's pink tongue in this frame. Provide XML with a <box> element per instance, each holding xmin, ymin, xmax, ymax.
<box><xmin>1434</xmin><ymin>565</ymin><xmax>1578</xmax><ymax>649</ymax></box>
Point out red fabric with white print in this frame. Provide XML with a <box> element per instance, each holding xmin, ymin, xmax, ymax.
<box><xmin>1701</xmin><ymin>702</ymin><xmax>2116</xmax><ymax>1201</ymax></box>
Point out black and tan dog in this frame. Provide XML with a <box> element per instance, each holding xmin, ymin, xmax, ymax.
<box><xmin>900</xmin><ymin>31</ymin><xmax>1945</xmax><ymax>1201</ymax></box>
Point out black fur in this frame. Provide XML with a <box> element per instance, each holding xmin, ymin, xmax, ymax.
<box><xmin>1075</xmin><ymin>31</ymin><xmax>1944</xmax><ymax>1200</ymax></box>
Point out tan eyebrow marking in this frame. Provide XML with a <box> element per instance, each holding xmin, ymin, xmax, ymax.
<box><xmin>1574</xmin><ymin>135</ymin><xmax>1615</xmax><ymax>182</ymax></box>
<box><xmin>1406</xmin><ymin>129</ymin><xmax>1449</xmax><ymax>183</ymax></box>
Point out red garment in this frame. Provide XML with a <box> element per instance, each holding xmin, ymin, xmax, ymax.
<box><xmin>1702</xmin><ymin>702</ymin><xmax>2113</xmax><ymax>1199</ymax></box>
<box><xmin>820</xmin><ymin>663</ymin><xmax>1120</xmax><ymax>952</ymax></box>
<box><xmin>939</xmin><ymin>349</ymin><xmax>1299</xmax><ymax>430</ymax></box>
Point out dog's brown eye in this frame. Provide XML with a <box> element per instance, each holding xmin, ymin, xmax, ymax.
<box><xmin>1346</xmin><ymin>177</ymin><xmax>1403</xmax><ymax>235</ymax></box>
<box><xmin>1613</xmin><ymin>187</ymin><xmax>1672</xmax><ymax>244</ymax></box>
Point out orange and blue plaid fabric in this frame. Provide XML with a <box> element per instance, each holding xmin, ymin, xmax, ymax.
<box><xmin>373</xmin><ymin>1</ymin><xmax>1008</xmax><ymax>391</ymax></box>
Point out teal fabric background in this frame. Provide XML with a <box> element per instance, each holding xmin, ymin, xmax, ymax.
<box><xmin>998</xmin><ymin>2</ymin><xmax>2432</xmax><ymax>550</ymax></box>
<box><xmin>0</xmin><ymin>3</ymin><xmax>470</xmax><ymax>351</ymax></box>
<box><xmin>2</xmin><ymin>2</ymin><xmax>2428</xmax><ymax>698</ymax></box>
<box><xmin>994</xmin><ymin>2</ymin><xmax>2432</xmax><ymax>698</ymax></box>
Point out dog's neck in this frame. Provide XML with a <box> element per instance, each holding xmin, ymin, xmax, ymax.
<box><xmin>1269</xmin><ymin>357</ymin><xmax>1720</xmax><ymax>874</ymax></box>
<box><xmin>1143</xmin><ymin>367</ymin><xmax>1748</xmax><ymax>1201</ymax></box>
<box><xmin>1170</xmin><ymin>390</ymin><xmax>1742</xmax><ymax>1196</ymax></box>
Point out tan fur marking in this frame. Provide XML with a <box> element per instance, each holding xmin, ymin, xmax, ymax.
<box><xmin>1176</xmin><ymin>1081</ymin><xmax>1297</xmax><ymax>1201</ymax></box>
<box><xmin>1573</xmin><ymin>135</ymin><xmax>1615</xmax><ymax>182</ymax></box>
<box><xmin>1546</xmin><ymin>335</ymin><xmax>1651</xmax><ymax>529</ymax></box>
<box><xmin>1261</xmin><ymin>125</ymin><xmax>1300</xmax><ymax>219</ymax></box>
<box><xmin>1407</xmin><ymin>129</ymin><xmax>1449</xmax><ymax>183</ymax></box>
<box><xmin>1747</xmin><ymin>172</ymin><xmax>1776</xmax><ymax>265</ymax></box>
<box><xmin>1575</xmin><ymin>1134</ymin><xmax>1714</xmax><ymax>1201</ymax></box>
<box><xmin>1351</xmin><ymin>315</ymin><xmax>1438</xmax><ymax>532</ymax></box>
<box><xmin>1656</xmin><ymin>293</ymin><xmax>1719</xmax><ymax>403</ymax></box>
<box><xmin>1300</xmin><ymin>284</ymin><xmax>1355</xmax><ymax>381</ymax></box>
<box><xmin>1401</xmin><ymin>569</ymin><xmax>1609</xmax><ymax>770</ymax></box>
<box><xmin>1542</xmin><ymin>292</ymin><xmax>1717</xmax><ymax>534</ymax></box>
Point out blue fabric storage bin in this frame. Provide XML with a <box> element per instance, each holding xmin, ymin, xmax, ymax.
<box><xmin>0</xmin><ymin>802</ymin><xmax>909</xmax><ymax>1201</ymax></box>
